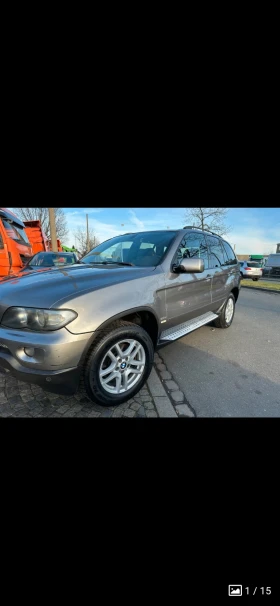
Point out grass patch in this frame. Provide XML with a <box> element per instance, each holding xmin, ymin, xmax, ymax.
<box><xmin>242</xmin><ymin>279</ymin><xmax>280</xmax><ymax>291</ymax></box>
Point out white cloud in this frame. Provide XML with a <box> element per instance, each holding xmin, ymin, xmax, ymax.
<box><xmin>228</xmin><ymin>227</ymin><xmax>278</xmax><ymax>255</ymax></box>
<box><xmin>128</xmin><ymin>210</ymin><xmax>145</xmax><ymax>230</ymax></box>
<box><xmin>66</xmin><ymin>217</ymin><xmax>123</xmax><ymax>247</ymax></box>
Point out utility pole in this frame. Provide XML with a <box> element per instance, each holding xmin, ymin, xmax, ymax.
<box><xmin>48</xmin><ymin>207</ymin><xmax>58</xmax><ymax>252</ymax></box>
<box><xmin>86</xmin><ymin>214</ymin><xmax>89</xmax><ymax>252</ymax></box>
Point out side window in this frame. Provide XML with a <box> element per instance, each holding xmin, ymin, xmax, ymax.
<box><xmin>222</xmin><ymin>241</ymin><xmax>237</xmax><ymax>265</ymax></box>
<box><xmin>206</xmin><ymin>235</ymin><xmax>227</xmax><ymax>268</ymax></box>
<box><xmin>0</xmin><ymin>231</ymin><xmax>4</xmax><ymax>249</ymax></box>
<box><xmin>176</xmin><ymin>232</ymin><xmax>209</xmax><ymax>270</ymax></box>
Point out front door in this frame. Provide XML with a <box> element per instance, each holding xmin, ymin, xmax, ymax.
<box><xmin>164</xmin><ymin>231</ymin><xmax>212</xmax><ymax>330</ymax></box>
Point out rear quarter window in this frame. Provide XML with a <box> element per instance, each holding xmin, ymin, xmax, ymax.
<box><xmin>221</xmin><ymin>241</ymin><xmax>238</xmax><ymax>265</ymax></box>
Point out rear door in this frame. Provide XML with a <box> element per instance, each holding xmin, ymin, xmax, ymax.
<box><xmin>164</xmin><ymin>231</ymin><xmax>212</xmax><ymax>329</ymax></box>
<box><xmin>205</xmin><ymin>235</ymin><xmax>230</xmax><ymax>305</ymax></box>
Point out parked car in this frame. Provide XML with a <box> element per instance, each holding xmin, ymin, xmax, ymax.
<box><xmin>0</xmin><ymin>228</ymin><xmax>241</xmax><ymax>407</ymax></box>
<box><xmin>23</xmin><ymin>251</ymin><xmax>79</xmax><ymax>269</ymax></box>
<box><xmin>0</xmin><ymin>251</ymin><xmax>79</xmax><ymax>280</ymax></box>
<box><xmin>239</xmin><ymin>261</ymin><xmax>262</xmax><ymax>281</ymax></box>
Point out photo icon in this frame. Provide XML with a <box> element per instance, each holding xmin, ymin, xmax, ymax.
<box><xmin>228</xmin><ymin>585</ymin><xmax>242</xmax><ymax>596</ymax></box>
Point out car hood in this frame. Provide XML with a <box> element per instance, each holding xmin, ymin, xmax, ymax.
<box><xmin>0</xmin><ymin>263</ymin><xmax>156</xmax><ymax>315</ymax></box>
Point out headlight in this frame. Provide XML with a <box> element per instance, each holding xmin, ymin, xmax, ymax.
<box><xmin>1</xmin><ymin>307</ymin><xmax>77</xmax><ymax>331</ymax></box>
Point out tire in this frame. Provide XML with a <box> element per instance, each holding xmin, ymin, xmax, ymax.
<box><xmin>252</xmin><ymin>278</ymin><xmax>259</xmax><ymax>281</ymax></box>
<box><xmin>80</xmin><ymin>320</ymin><xmax>154</xmax><ymax>407</ymax></box>
<box><xmin>214</xmin><ymin>293</ymin><xmax>235</xmax><ymax>329</ymax></box>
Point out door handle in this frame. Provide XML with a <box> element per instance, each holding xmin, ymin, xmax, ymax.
<box><xmin>206</xmin><ymin>274</ymin><xmax>212</xmax><ymax>278</ymax></box>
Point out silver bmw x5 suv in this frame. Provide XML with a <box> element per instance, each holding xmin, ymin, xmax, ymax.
<box><xmin>0</xmin><ymin>227</ymin><xmax>241</xmax><ymax>407</ymax></box>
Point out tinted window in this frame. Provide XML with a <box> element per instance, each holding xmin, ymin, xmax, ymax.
<box><xmin>206</xmin><ymin>235</ymin><xmax>227</xmax><ymax>268</ymax></box>
<box><xmin>247</xmin><ymin>262</ymin><xmax>262</xmax><ymax>268</ymax></box>
<box><xmin>176</xmin><ymin>232</ymin><xmax>209</xmax><ymax>269</ymax></box>
<box><xmin>222</xmin><ymin>241</ymin><xmax>237</xmax><ymax>265</ymax></box>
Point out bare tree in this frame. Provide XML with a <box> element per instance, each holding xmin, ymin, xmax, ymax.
<box><xmin>12</xmin><ymin>207</ymin><xmax>68</xmax><ymax>242</ymax></box>
<box><xmin>184</xmin><ymin>207</ymin><xmax>231</xmax><ymax>236</ymax></box>
<box><xmin>74</xmin><ymin>226</ymin><xmax>100</xmax><ymax>256</ymax></box>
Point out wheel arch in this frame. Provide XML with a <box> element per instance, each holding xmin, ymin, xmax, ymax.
<box><xmin>78</xmin><ymin>306</ymin><xmax>160</xmax><ymax>367</ymax></box>
<box><xmin>231</xmin><ymin>286</ymin><xmax>240</xmax><ymax>302</ymax></box>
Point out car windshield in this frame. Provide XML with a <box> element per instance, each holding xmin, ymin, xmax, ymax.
<box><xmin>247</xmin><ymin>262</ymin><xmax>262</xmax><ymax>268</ymax></box>
<box><xmin>2</xmin><ymin>219</ymin><xmax>31</xmax><ymax>246</ymax></box>
<box><xmin>29</xmin><ymin>253</ymin><xmax>77</xmax><ymax>267</ymax></box>
<box><xmin>80</xmin><ymin>231</ymin><xmax>178</xmax><ymax>267</ymax></box>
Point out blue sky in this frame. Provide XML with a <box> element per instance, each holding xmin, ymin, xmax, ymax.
<box><xmin>7</xmin><ymin>206</ymin><xmax>279</xmax><ymax>254</ymax></box>
<box><xmin>60</xmin><ymin>206</ymin><xmax>280</xmax><ymax>255</ymax></box>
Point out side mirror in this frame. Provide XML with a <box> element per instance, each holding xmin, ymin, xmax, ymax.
<box><xmin>176</xmin><ymin>258</ymin><xmax>205</xmax><ymax>273</ymax></box>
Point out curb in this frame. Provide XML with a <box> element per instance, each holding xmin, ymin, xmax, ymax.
<box><xmin>147</xmin><ymin>356</ymin><xmax>195</xmax><ymax>418</ymax></box>
<box><xmin>241</xmin><ymin>286</ymin><xmax>280</xmax><ymax>294</ymax></box>
<box><xmin>147</xmin><ymin>367</ymin><xmax>177</xmax><ymax>417</ymax></box>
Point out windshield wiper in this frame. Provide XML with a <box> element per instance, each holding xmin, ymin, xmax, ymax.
<box><xmin>80</xmin><ymin>260</ymin><xmax>134</xmax><ymax>266</ymax></box>
<box><xmin>99</xmin><ymin>260</ymin><xmax>135</xmax><ymax>267</ymax></box>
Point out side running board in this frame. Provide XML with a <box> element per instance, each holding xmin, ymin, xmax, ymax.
<box><xmin>160</xmin><ymin>311</ymin><xmax>218</xmax><ymax>341</ymax></box>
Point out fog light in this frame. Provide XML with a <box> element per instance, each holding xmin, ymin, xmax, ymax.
<box><xmin>24</xmin><ymin>347</ymin><xmax>35</xmax><ymax>357</ymax></box>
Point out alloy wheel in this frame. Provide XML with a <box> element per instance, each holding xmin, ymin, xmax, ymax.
<box><xmin>99</xmin><ymin>338</ymin><xmax>146</xmax><ymax>394</ymax></box>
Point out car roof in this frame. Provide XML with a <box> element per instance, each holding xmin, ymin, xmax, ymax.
<box><xmin>122</xmin><ymin>227</ymin><xmax>224</xmax><ymax>238</ymax></box>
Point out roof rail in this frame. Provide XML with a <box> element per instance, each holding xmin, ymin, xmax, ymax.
<box><xmin>183</xmin><ymin>225</ymin><xmax>219</xmax><ymax>237</ymax></box>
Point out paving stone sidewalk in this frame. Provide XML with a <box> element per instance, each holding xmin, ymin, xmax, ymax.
<box><xmin>0</xmin><ymin>352</ymin><xmax>195</xmax><ymax>418</ymax></box>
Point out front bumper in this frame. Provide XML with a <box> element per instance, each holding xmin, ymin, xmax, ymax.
<box><xmin>0</xmin><ymin>353</ymin><xmax>82</xmax><ymax>395</ymax></box>
<box><xmin>244</xmin><ymin>271</ymin><xmax>262</xmax><ymax>278</ymax></box>
<box><xmin>0</xmin><ymin>325</ymin><xmax>93</xmax><ymax>395</ymax></box>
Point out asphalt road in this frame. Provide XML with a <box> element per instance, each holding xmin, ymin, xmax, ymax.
<box><xmin>160</xmin><ymin>288</ymin><xmax>280</xmax><ymax>417</ymax></box>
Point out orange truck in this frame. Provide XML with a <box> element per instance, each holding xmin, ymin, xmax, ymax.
<box><xmin>0</xmin><ymin>208</ymin><xmax>33</xmax><ymax>277</ymax></box>
<box><xmin>22</xmin><ymin>221</ymin><xmax>62</xmax><ymax>253</ymax></box>
<box><xmin>48</xmin><ymin>238</ymin><xmax>63</xmax><ymax>252</ymax></box>
<box><xmin>23</xmin><ymin>220</ymin><xmax>50</xmax><ymax>254</ymax></box>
